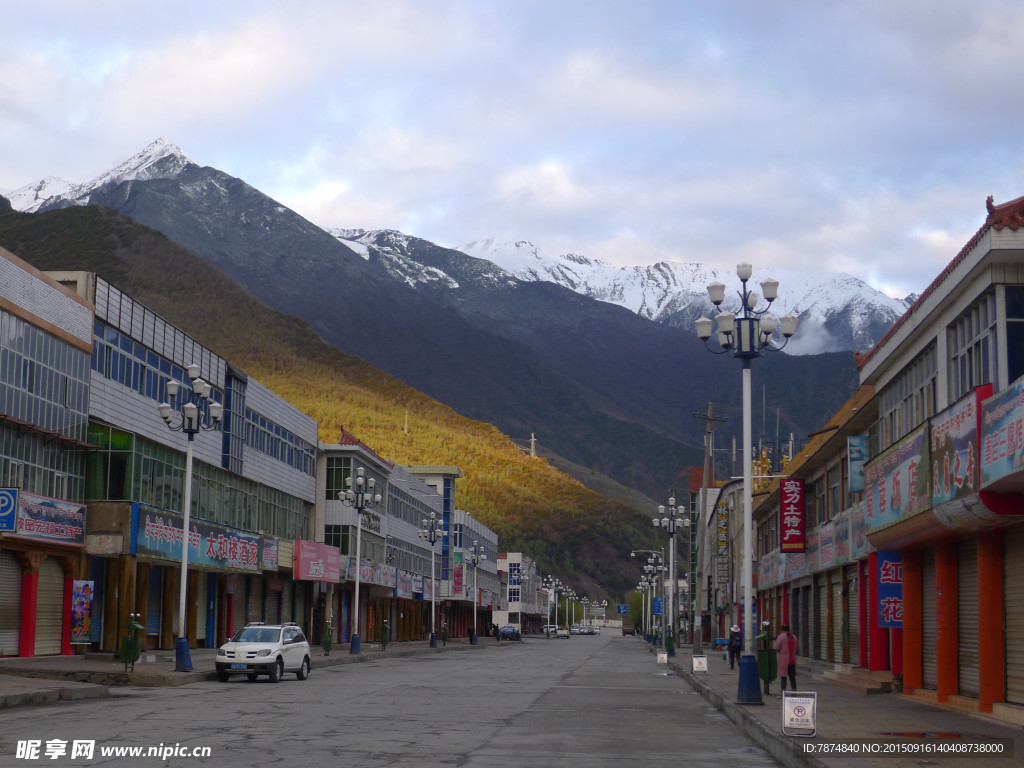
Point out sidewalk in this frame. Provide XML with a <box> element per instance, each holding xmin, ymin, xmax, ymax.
<box><xmin>0</xmin><ymin>635</ymin><xmax>502</xmax><ymax>709</ymax></box>
<box><xmin>660</xmin><ymin>639</ymin><xmax>1024</xmax><ymax>768</ymax></box>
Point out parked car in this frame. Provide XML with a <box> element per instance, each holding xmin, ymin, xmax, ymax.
<box><xmin>499</xmin><ymin>624</ymin><xmax>522</xmax><ymax>640</ymax></box>
<box><xmin>541</xmin><ymin>624</ymin><xmax>559</xmax><ymax>635</ymax></box>
<box><xmin>215</xmin><ymin>622</ymin><xmax>311</xmax><ymax>682</ymax></box>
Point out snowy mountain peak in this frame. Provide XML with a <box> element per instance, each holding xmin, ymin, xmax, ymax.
<box><xmin>87</xmin><ymin>138</ymin><xmax>195</xmax><ymax>189</ymax></box>
<box><xmin>9</xmin><ymin>138</ymin><xmax>197</xmax><ymax>213</ymax></box>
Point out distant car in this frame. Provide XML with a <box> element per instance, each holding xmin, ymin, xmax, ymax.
<box><xmin>499</xmin><ymin>625</ymin><xmax>522</xmax><ymax>640</ymax></box>
<box><xmin>556</xmin><ymin>627</ymin><xmax>571</xmax><ymax>639</ymax></box>
<box><xmin>570</xmin><ymin>625</ymin><xmax>583</xmax><ymax>635</ymax></box>
<box><xmin>541</xmin><ymin>624</ymin><xmax>559</xmax><ymax>635</ymax></box>
<box><xmin>216</xmin><ymin>622</ymin><xmax>311</xmax><ymax>683</ymax></box>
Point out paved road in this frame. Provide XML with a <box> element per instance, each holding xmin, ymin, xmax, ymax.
<box><xmin>0</xmin><ymin>634</ymin><xmax>778</xmax><ymax>767</ymax></box>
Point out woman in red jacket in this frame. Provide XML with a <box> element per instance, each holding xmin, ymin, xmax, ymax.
<box><xmin>773</xmin><ymin>624</ymin><xmax>798</xmax><ymax>694</ymax></box>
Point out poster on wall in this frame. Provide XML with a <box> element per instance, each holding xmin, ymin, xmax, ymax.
<box><xmin>931</xmin><ymin>386</ymin><xmax>990</xmax><ymax>506</ymax></box>
<box><xmin>981</xmin><ymin>374</ymin><xmax>1024</xmax><ymax>490</ymax></box>
<box><xmin>71</xmin><ymin>580</ymin><xmax>95</xmax><ymax>644</ymax></box>
<box><xmin>876</xmin><ymin>550</ymin><xmax>903</xmax><ymax>628</ymax></box>
<box><xmin>848</xmin><ymin>436</ymin><xmax>869</xmax><ymax>493</ymax></box>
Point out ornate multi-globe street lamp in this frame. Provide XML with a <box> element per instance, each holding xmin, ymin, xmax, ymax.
<box><xmin>419</xmin><ymin>511</ymin><xmax>443</xmax><ymax>648</ymax></box>
<box><xmin>654</xmin><ymin>497</ymin><xmax>688</xmax><ymax>656</ymax></box>
<box><xmin>695</xmin><ymin>262</ymin><xmax>798</xmax><ymax>705</ymax></box>
<box><xmin>157</xmin><ymin>363</ymin><xmax>222</xmax><ymax>672</ymax></box>
<box><xmin>340</xmin><ymin>466</ymin><xmax>381</xmax><ymax>654</ymax></box>
<box><xmin>467</xmin><ymin>540</ymin><xmax>486</xmax><ymax>644</ymax></box>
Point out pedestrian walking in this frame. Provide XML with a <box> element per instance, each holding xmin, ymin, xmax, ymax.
<box><xmin>728</xmin><ymin>624</ymin><xmax>742</xmax><ymax>670</ymax></box>
<box><xmin>441</xmin><ymin>622</ymin><xmax>448</xmax><ymax>647</ymax></box>
<box><xmin>773</xmin><ymin>624</ymin><xmax>798</xmax><ymax>694</ymax></box>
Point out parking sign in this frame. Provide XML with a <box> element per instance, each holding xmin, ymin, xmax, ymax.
<box><xmin>0</xmin><ymin>489</ymin><xmax>17</xmax><ymax>531</ymax></box>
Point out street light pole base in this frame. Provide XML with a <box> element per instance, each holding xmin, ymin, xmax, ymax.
<box><xmin>736</xmin><ymin>654</ymin><xmax>764</xmax><ymax>705</ymax></box>
<box><xmin>429</xmin><ymin>632</ymin><xmax>437</xmax><ymax>648</ymax></box>
<box><xmin>350</xmin><ymin>633</ymin><xmax>361</xmax><ymax>655</ymax></box>
<box><xmin>174</xmin><ymin>637</ymin><xmax>193</xmax><ymax>672</ymax></box>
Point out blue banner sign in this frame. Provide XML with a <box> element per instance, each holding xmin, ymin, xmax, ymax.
<box><xmin>876</xmin><ymin>550</ymin><xmax>903</xmax><ymax>628</ymax></box>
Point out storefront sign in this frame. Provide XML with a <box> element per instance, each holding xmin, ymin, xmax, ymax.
<box><xmin>780</xmin><ymin>479</ymin><xmax>805</xmax><ymax>552</ymax></box>
<box><xmin>294</xmin><ymin>539</ymin><xmax>341</xmax><ymax>582</ymax></box>
<box><xmin>132</xmin><ymin>503</ymin><xmax>260</xmax><ymax>572</ymax></box>
<box><xmin>876</xmin><ymin>550</ymin><xmax>903</xmax><ymax>628</ymax></box>
<box><xmin>981</xmin><ymin>375</ymin><xmax>1024</xmax><ymax>491</ymax></box>
<box><xmin>453</xmin><ymin>551</ymin><xmax>464</xmax><ymax>594</ymax></box>
<box><xmin>396</xmin><ymin>569</ymin><xmax>414</xmax><ymax>598</ymax></box>
<box><xmin>71</xmin><ymin>580</ymin><xmax>95</xmax><ymax>644</ymax></box>
<box><xmin>261</xmin><ymin>535</ymin><xmax>279</xmax><ymax>570</ymax></box>
<box><xmin>848</xmin><ymin>436</ymin><xmax>869</xmax><ymax>493</ymax></box>
<box><xmin>10</xmin><ymin>491</ymin><xmax>85</xmax><ymax>546</ymax></box>
<box><xmin>865</xmin><ymin>425</ymin><xmax>930</xmax><ymax>533</ymax></box>
<box><xmin>932</xmin><ymin>387</ymin><xmax>989</xmax><ymax>505</ymax></box>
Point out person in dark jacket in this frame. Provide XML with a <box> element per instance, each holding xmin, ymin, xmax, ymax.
<box><xmin>728</xmin><ymin>624</ymin><xmax>742</xmax><ymax>669</ymax></box>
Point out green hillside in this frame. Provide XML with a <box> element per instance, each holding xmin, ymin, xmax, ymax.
<box><xmin>0</xmin><ymin>202</ymin><xmax>662</xmax><ymax>600</ymax></box>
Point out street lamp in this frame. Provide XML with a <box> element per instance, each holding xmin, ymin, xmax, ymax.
<box><xmin>419</xmin><ymin>511</ymin><xmax>443</xmax><ymax>648</ymax></box>
<box><xmin>543</xmin><ymin>575</ymin><xmax>562</xmax><ymax>636</ymax></box>
<box><xmin>581</xmin><ymin>597</ymin><xmax>590</xmax><ymax>627</ymax></box>
<box><xmin>340</xmin><ymin>466</ymin><xmax>381</xmax><ymax>655</ymax></box>
<box><xmin>157</xmin><ymin>363</ymin><xmax>223</xmax><ymax>672</ymax></box>
<box><xmin>467</xmin><ymin>540</ymin><xmax>486</xmax><ymax>645</ymax></box>
<box><xmin>695</xmin><ymin>263</ymin><xmax>798</xmax><ymax>705</ymax></box>
<box><xmin>632</xmin><ymin>549</ymin><xmax>664</xmax><ymax>644</ymax></box>
<box><xmin>654</xmin><ymin>497</ymin><xmax>689</xmax><ymax>657</ymax></box>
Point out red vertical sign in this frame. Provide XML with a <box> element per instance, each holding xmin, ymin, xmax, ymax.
<box><xmin>780</xmin><ymin>478</ymin><xmax>805</xmax><ymax>553</ymax></box>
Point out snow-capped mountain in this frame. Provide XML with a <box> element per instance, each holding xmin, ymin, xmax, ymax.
<box><xmin>9</xmin><ymin>138</ymin><xmax>197</xmax><ymax>213</ymax></box>
<box><xmin>456</xmin><ymin>239</ymin><xmax>911</xmax><ymax>355</ymax></box>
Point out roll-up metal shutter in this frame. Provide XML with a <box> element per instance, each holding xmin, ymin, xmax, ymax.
<box><xmin>818</xmin><ymin>580</ymin><xmax>828</xmax><ymax>661</ymax></box>
<box><xmin>845</xmin><ymin>564</ymin><xmax>859</xmax><ymax>665</ymax></box>
<box><xmin>0</xmin><ymin>551</ymin><xmax>23</xmax><ymax>655</ymax></box>
<box><xmin>248</xmin><ymin>577</ymin><xmax>263</xmax><ymax>624</ymax></box>
<box><xmin>35</xmin><ymin>558</ymin><xmax>64</xmax><ymax>655</ymax></box>
<box><xmin>281</xmin><ymin>577</ymin><xmax>293</xmax><ymax>624</ymax></box>
<box><xmin>832</xmin><ymin>573</ymin><xmax>843</xmax><ymax>662</ymax></box>
<box><xmin>958</xmin><ymin>539</ymin><xmax>979</xmax><ymax>697</ymax></box>
<box><xmin>232</xmin><ymin>578</ymin><xmax>248</xmax><ymax>635</ymax></box>
<box><xmin>1004</xmin><ymin>527</ymin><xmax>1024</xmax><ymax>703</ymax></box>
<box><xmin>922</xmin><ymin>549</ymin><xmax>938</xmax><ymax>690</ymax></box>
<box><xmin>266</xmin><ymin>588</ymin><xmax>280</xmax><ymax>626</ymax></box>
<box><xmin>195</xmin><ymin>572</ymin><xmax>208</xmax><ymax>642</ymax></box>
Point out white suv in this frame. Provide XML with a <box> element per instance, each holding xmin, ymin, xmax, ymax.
<box><xmin>216</xmin><ymin>622</ymin><xmax>311</xmax><ymax>683</ymax></box>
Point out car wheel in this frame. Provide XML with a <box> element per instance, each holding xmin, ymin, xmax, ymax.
<box><xmin>216</xmin><ymin>669</ymin><xmax>229</xmax><ymax>683</ymax></box>
<box><xmin>269</xmin><ymin>658</ymin><xmax>283</xmax><ymax>683</ymax></box>
<box><xmin>296</xmin><ymin>656</ymin><xmax>310</xmax><ymax>681</ymax></box>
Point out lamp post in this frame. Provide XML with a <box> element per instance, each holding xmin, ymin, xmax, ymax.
<box><xmin>654</xmin><ymin>497</ymin><xmax>689</xmax><ymax>656</ymax></box>
<box><xmin>695</xmin><ymin>262</ymin><xmax>798</xmax><ymax>705</ymax></box>
<box><xmin>157</xmin><ymin>363</ymin><xmax>223</xmax><ymax>672</ymax></box>
<box><xmin>467</xmin><ymin>540</ymin><xmax>486</xmax><ymax>644</ymax></box>
<box><xmin>419</xmin><ymin>511</ymin><xmax>443</xmax><ymax>648</ymax></box>
<box><xmin>543</xmin><ymin>575</ymin><xmax>561</xmax><ymax>636</ymax></box>
<box><xmin>581</xmin><ymin>597</ymin><xmax>590</xmax><ymax>628</ymax></box>
<box><xmin>632</xmin><ymin>548</ymin><xmax>664</xmax><ymax>644</ymax></box>
<box><xmin>340</xmin><ymin>466</ymin><xmax>381</xmax><ymax>655</ymax></box>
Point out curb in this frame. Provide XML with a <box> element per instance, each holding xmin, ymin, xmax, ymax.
<box><xmin>667</xmin><ymin>655</ymin><xmax>827</xmax><ymax>768</ymax></box>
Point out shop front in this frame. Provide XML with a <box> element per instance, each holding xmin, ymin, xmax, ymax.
<box><xmin>0</xmin><ymin>490</ymin><xmax>86</xmax><ymax>657</ymax></box>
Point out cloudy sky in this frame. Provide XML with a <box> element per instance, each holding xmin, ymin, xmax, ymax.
<box><xmin>3</xmin><ymin>1</ymin><xmax>1024</xmax><ymax>299</ymax></box>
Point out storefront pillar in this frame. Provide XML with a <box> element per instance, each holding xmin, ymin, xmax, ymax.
<box><xmin>18</xmin><ymin>553</ymin><xmax>41</xmax><ymax>657</ymax></box>
<box><xmin>935</xmin><ymin>542</ymin><xmax>958</xmax><ymax>702</ymax></box>
<box><xmin>901</xmin><ymin>549</ymin><xmax>922</xmax><ymax>691</ymax></box>
<box><xmin>978</xmin><ymin>530</ymin><xmax>1005</xmax><ymax>712</ymax></box>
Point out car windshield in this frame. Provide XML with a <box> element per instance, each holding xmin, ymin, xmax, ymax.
<box><xmin>232</xmin><ymin>627</ymin><xmax>281</xmax><ymax>643</ymax></box>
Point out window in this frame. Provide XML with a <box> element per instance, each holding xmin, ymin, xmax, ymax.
<box><xmin>827</xmin><ymin>467</ymin><xmax>841</xmax><ymax>518</ymax></box>
<box><xmin>876</xmin><ymin>345</ymin><xmax>937</xmax><ymax>455</ymax></box>
<box><xmin>1007</xmin><ymin>287</ymin><xmax>1024</xmax><ymax>386</ymax></box>
<box><xmin>949</xmin><ymin>291</ymin><xmax>996</xmax><ymax>402</ymax></box>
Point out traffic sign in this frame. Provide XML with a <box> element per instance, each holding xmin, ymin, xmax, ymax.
<box><xmin>0</xmin><ymin>489</ymin><xmax>17</xmax><ymax>531</ymax></box>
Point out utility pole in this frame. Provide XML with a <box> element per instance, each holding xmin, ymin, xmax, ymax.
<box><xmin>692</xmin><ymin>402</ymin><xmax>727</xmax><ymax>655</ymax></box>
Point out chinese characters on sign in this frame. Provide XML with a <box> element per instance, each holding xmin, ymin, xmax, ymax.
<box><xmin>780</xmin><ymin>478</ymin><xmax>805</xmax><ymax>553</ymax></box>
<box><xmin>981</xmin><ymin>375</ymin><xmax>1024</xmax><ymax>490</ymax></box>
<box><xmin>876</xmin><ymin>550</ymin><xmax>903</xmax><ymax>628</ymax></box>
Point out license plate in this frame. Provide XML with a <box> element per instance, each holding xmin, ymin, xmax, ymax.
<box><xmin>231</xmin><ymin>664</ymin><xmax>248</xmax><ymax>669</ymax></box>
